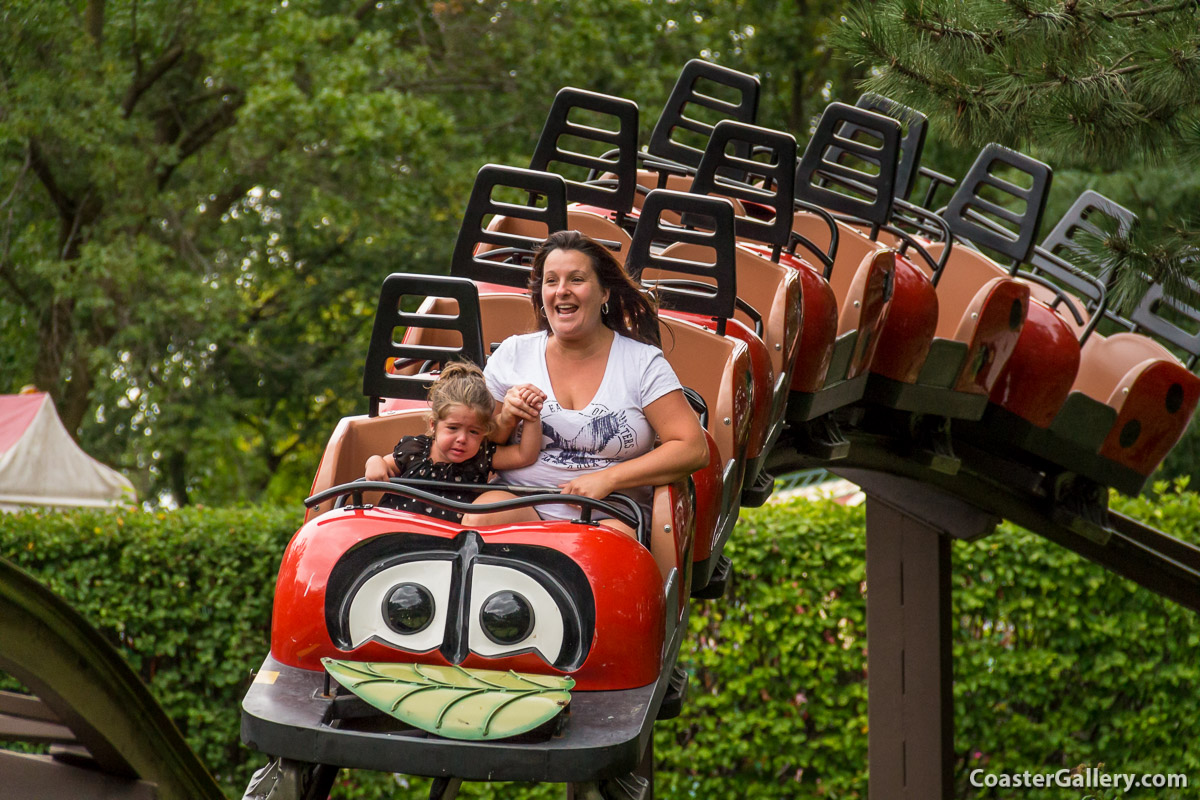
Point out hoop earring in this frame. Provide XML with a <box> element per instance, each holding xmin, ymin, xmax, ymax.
<box><xmin>602</xmin><ymin>301</ymin><xmax>609</xmax><ymax>314</ymax></box>
<box><xmin>539</xmin><ymin>306</ymin><xmax>547</xmax><ymax>318</ymax></box>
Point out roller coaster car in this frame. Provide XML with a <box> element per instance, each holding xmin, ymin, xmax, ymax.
<box><xmin>957</xmin><ymin>191</ymin><xmax>1200</xmax><ymax>495</ymax></box>
<box><xmin>787</xmin><ymin>102</ymin><xmax>943</xmax><ymax>418</ymax></box>
<box><xmin>380</xmin><ymin>184</ymin><xmax>741</xmax><ymax>597</ymax></box>
<box><xmin>635</xmin><ymin>120</ymin><xmax>812</xmax><ymax>482</ymax></box>
<box><xmin>630</xmin><ymin>189</ymin><xmax>773</xmax><ymax>496</ymax></box>
<box><xmin>242</xmin><ymin>272</ymin><xmax>703</xmax><ymax>788</ymax></box>
<box><xmin>516</xmin><ymin>87</ymin><xmax>805</xmax><ymax>487</ymax></box>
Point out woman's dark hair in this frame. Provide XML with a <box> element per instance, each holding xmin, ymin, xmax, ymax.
<box><xmin>528</xmin><ymin>230</ymin><xmax>661</xmax><ymax>347</ymax></box>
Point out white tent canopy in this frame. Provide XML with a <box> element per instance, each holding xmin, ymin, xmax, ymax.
<box><xmin>0</xmin><ymin>392</ymin><xmax>135</xmax><ymax>512</ymax></box>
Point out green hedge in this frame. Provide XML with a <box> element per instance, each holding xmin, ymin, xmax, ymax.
<box><xmin>0</xmin><ymin>506</ymin><xmax>300</xmax><ymax>791</ymax></box>
<box><xmin>2</xmin><ymin>489</ymin><xmax>1199</xmax><ymax>799</ymax></box>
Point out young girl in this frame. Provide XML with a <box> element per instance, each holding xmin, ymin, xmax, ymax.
<box><xmin>365</xmin><ymin>361</ymin><xmax>545</xmax><ymax>522</ymax></box>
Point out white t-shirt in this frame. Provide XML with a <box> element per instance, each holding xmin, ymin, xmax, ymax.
<box><xmin>484</xmin><ymin>329</ymin><xmax>683</xmax><ymax>522</ymax></box>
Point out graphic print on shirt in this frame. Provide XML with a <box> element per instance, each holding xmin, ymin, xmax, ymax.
<box><xmin>540</xmin><ymin>402</ymin><xmax>637</xmax><ymax>469</ymax></box>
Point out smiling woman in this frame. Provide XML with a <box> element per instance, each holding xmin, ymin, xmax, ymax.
<box><xmin>461</xmin><ymin>231</ymin><xmax>710</xmax><ymax>537</ymax></box>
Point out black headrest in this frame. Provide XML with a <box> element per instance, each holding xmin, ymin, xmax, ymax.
<box><xmin>529</xmin><ymin>87</ymin><xmax>640</xmax><ymax>216</ymax></box>
<box><xmin>450</xmin><ymin>165</ymin><xmax>568</xmax><ymax>289</ymax></box>
<box><xmin>362</xmin><ymin>274</ymin><xmax>484</xmax><ymax>415</ymax></box>
<box><xmin>795</xmin><ymin>102</ymin><xmax>901</xmax><ymax>227</ymax></box>
<box><xmin>647</xmin><ymin>59</ymin><xmax>760</xmax><ymax>170</ymax></box>
<box><xmin>627</xmin><ymin>189</ymin><xmax>737</xmax><ymax>321</ymax></box>
<box><xmin>942</xmin><ymin>143</ymin><xmax>1052</xmax><ymax>266</ymax></box>
<box><xmin>1041</xmin><ymin>189</ymin><xmax>1137</xmax><ymax>273</ymax></box>
<box><xmin>1130</xmin><ymin>280</ymin><xmax>1200</xmax><ymax>368</ymax></box>
<box><xmin>691</xmin><ymin>120</ymin><xmax>797</xmax><ymax>250</ymax></box>
<box><xmin>850</xmin><ymin>93</ymin><xmax>929</xmax><ymax>201</ymax></box>
<box><xmin>1029</xmin><ymin>190</ymin><xmax>1137</xmax><ymax>307</ymax></box>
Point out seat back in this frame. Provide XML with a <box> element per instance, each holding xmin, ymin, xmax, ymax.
<box><xmin>307</xmin><ymin>409</ymin><xmax>432</xmax><ymax>518</ymax></box>
<box><xmin>653</xmin><ymin>241</ymin><xmax>795</xmax><ymax>378</ymax></box>
<box><xmin>1039</xmin><ymin>189</ymin><xmax>1137</xmax><ymax>276</ymax></box>
<box><xmin>791</xmin><ymin>211</ymin><xmax>884</xmax><ymax>310</ymax></box>
<box><xmin>942</xmin><ymin>143</ymin><xmax>1052</xmax><ymax>270</ymax></box>
<box><xmin>628</xmin><ymin>189</ymin><xmax>739</xmax><ymax>324</ymax></box>
<box><xmin>647</xmin><ymin>59</ymin><xmax>760</xmax><ymax>172</ymax></box>
<box><xmin>1074</xmin><ymin>332</ymin><xmax>1180</xmax><ymax>401</ymax></box>
<box><xmin>400</xmin><ymin>294</ymin><xmax>538</xmax><ymax>362</ymax></box>
<box><xmin>843</xmin><ymin>92</ymin><xmax>929</xmax><ymax>202</ymax></box>
<box><xmin>630</xmin><ymin>170</ymin><xmax>748</xmax><ymax>220</ymax></box>
<box><xmin>659</xmin><ymin>317</ymin><xmax>746</xmax><ymax>467</ymax></box>
<box><xmin>529</xmin><ymin>87</ymin><xmax>640</xmax><ymax>222</ymax></box>
<box><xmin>452</xmin><ymin>165</ymin><xmax>568</xmax><ymax>289</ymax></box>
<box><xmin>795</xmin><ymin>102</ymin><xmax>902</xmax><ymax>230</ymax></box>
<box><xmin>921</xmin><ymin>241</ymin><xmax>1015</xmax><ymax>339</ymax></box>
<box><xmin>691</xmin><ymin>120</ymin><xmax>798</xmax><ymax>256</ymax></box>
<box><xmin>486</xmin><ymin>211</ymin><xmax>633</xmax><ymax>264</ymax></box>
<box><xmin>363</xmin><ymin>274</ymin><xmax>486</xmax><ymax>417</ymax></box>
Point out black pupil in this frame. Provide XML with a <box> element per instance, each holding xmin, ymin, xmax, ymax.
<box><xmin>480</xmin><ymin>591</ymin><xmax>534</xmax><ymax>645</ymax></box>
<box><xmin>384</xmin><ymin>583</ymin><xmax>434</xmax><ymax>634</ymax></box>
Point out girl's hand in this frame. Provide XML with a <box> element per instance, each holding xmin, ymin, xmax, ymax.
<box><xmin>516</xmin><ymin>385</ymin><xmax>546</xmax><ymax>418</ymax></box>
<box><xmin>559</xmin><ymin>469</ymin><xmax>618</xmax><ymax>501</ymax></box>
<box><xmin>502</xmin><ymin>383</ymin><xmax>545</xmax><ymax>423</ymax></box>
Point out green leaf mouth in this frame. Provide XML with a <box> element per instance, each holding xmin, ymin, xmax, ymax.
<box><xmin>321</xmin><ymin>658</ymin><xmax>574</xmax><ymax>741</ymax></box>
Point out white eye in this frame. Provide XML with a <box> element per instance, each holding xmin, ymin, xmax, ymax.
<box><xmin>468</xmin><ymin>564</ymin><xmax>564</xmax><ymax>663</ymax></box>
<box><xmin>346</xmin><ymin>560</ymin><xmax>453</xmax><ymax>651</ymax></box>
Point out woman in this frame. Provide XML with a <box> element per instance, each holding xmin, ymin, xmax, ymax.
<box><xmin>461</xmin><ymin>230</ymin><xmax>709</xmax><ymax>537</ymax></box>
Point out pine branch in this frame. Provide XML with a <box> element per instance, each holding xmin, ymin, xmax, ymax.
<box><xmin>1106</xmin><ymin>0</ymin><xmax>1200</xmax><ymax>20</ymax></box>
<box><xmin>1072</xmin><ymin>214</ymin><xmax>1200</xmax><ymax>314</ymax></box>
<box><xmin>900</xmin><ymin>12</ymin><xmax>1005</xmax><ymax>53</ymax></box>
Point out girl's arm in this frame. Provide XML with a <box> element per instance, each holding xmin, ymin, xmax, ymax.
<box><xmin>557</xmin><ymin>389</ymin><xmax>708</xmax><ymax>499</ymax></box>
<box><xmin>489</xmin><ymin>384</ymin><xmax>546</xmax><ymax>443</ymax></box>
<box><xmin>365</xmin><ymin>453</ymin><xmax>399</xmax><ymax>482</ymax></box>
<box><xmin>491</xmin><ymin>417</ymin><xmax>543</xmax><ymax>470</ymax></box>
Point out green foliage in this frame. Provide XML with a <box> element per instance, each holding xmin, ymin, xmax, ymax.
<box><xmin>1</xmin><ymin>0</ymin><xmax>862</xmax><ymax>508</ymax></box>
<box><xmin>656</xmin><ymin>498</ymin><xmax>869</xmax><ymax>798</ymax></box>
<box><xmin>5</xmin><ymin>492</ymin><xmax>1199</xmax><ymax>798</ymax></box>
<box><xmin>0</xmin><ymin>504</ymin><xmax>301</xmax><ymax>790</ymax></box>
<box><xmin>834</xmin><ymin>0</ymin><xmax>1200</xmax><ymax>168</ymax></box>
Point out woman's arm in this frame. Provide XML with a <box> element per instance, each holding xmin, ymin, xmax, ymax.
<box><xmin>557</xmin><ymin>389</ymin><xmax>708</xmax><ymax>499</ymax></box>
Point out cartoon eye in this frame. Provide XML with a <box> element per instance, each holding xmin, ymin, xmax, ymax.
<box><xmin>346</xmin><ymin>560</ymin><xmax>452</xmax><ymax>651</ymax></box>
<box><xmin>479</xmin><ymin>591</ymin><xmax>535</xmax><ymax>645</ymax></box>
<box><xmin>468</xmin><ymin>564</ymin><xmax>564</xmax><ymax>663</ymax></box>
<box><xmin>384</xmin><ymin>583</ymin><xmax>436</xmax><ymax>635</ymax></box>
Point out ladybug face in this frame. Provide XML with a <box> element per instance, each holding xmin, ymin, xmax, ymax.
<box><xmin>324</xmin><ymin>530</ymin><xmax>595</xmax><ymax>671</ymax></box>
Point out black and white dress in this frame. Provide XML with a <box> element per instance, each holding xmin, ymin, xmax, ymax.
<box><xmin>381</xmin><ymin>435</ymin><xmax>497</xmax><ymax>522</ymax></box>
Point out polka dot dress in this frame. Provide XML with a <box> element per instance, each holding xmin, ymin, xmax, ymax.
<box><xmin>380</xmin><ymin>435</ymin><xmax>497</xmax><ymax>522</ymax></box>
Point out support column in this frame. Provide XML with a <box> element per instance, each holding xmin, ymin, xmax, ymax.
<box><xmin>865</xmin><ymin>496</ymin><xmax>954</xmax><ymax>800</ymax></box>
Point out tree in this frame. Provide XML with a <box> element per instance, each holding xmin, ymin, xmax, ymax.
<box><xmin>833</xmin><ymin>0</ymin><xmax>1200</xmax><ymax>307</ymax></box>
<box><xmin>1</xmin><ymin>0</ymin><xmax>858</xmax><ymax>506</ymax></box>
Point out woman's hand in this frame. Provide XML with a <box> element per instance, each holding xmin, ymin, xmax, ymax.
<box><xmin>502</xmin><ymin>383</ymin><xmax>546</xmax><ymax>423</ymax></box>
<box><xmin>559</xmin><ymin>469</ymin><xmax>618</xmax><ymax>501</ymax></box>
